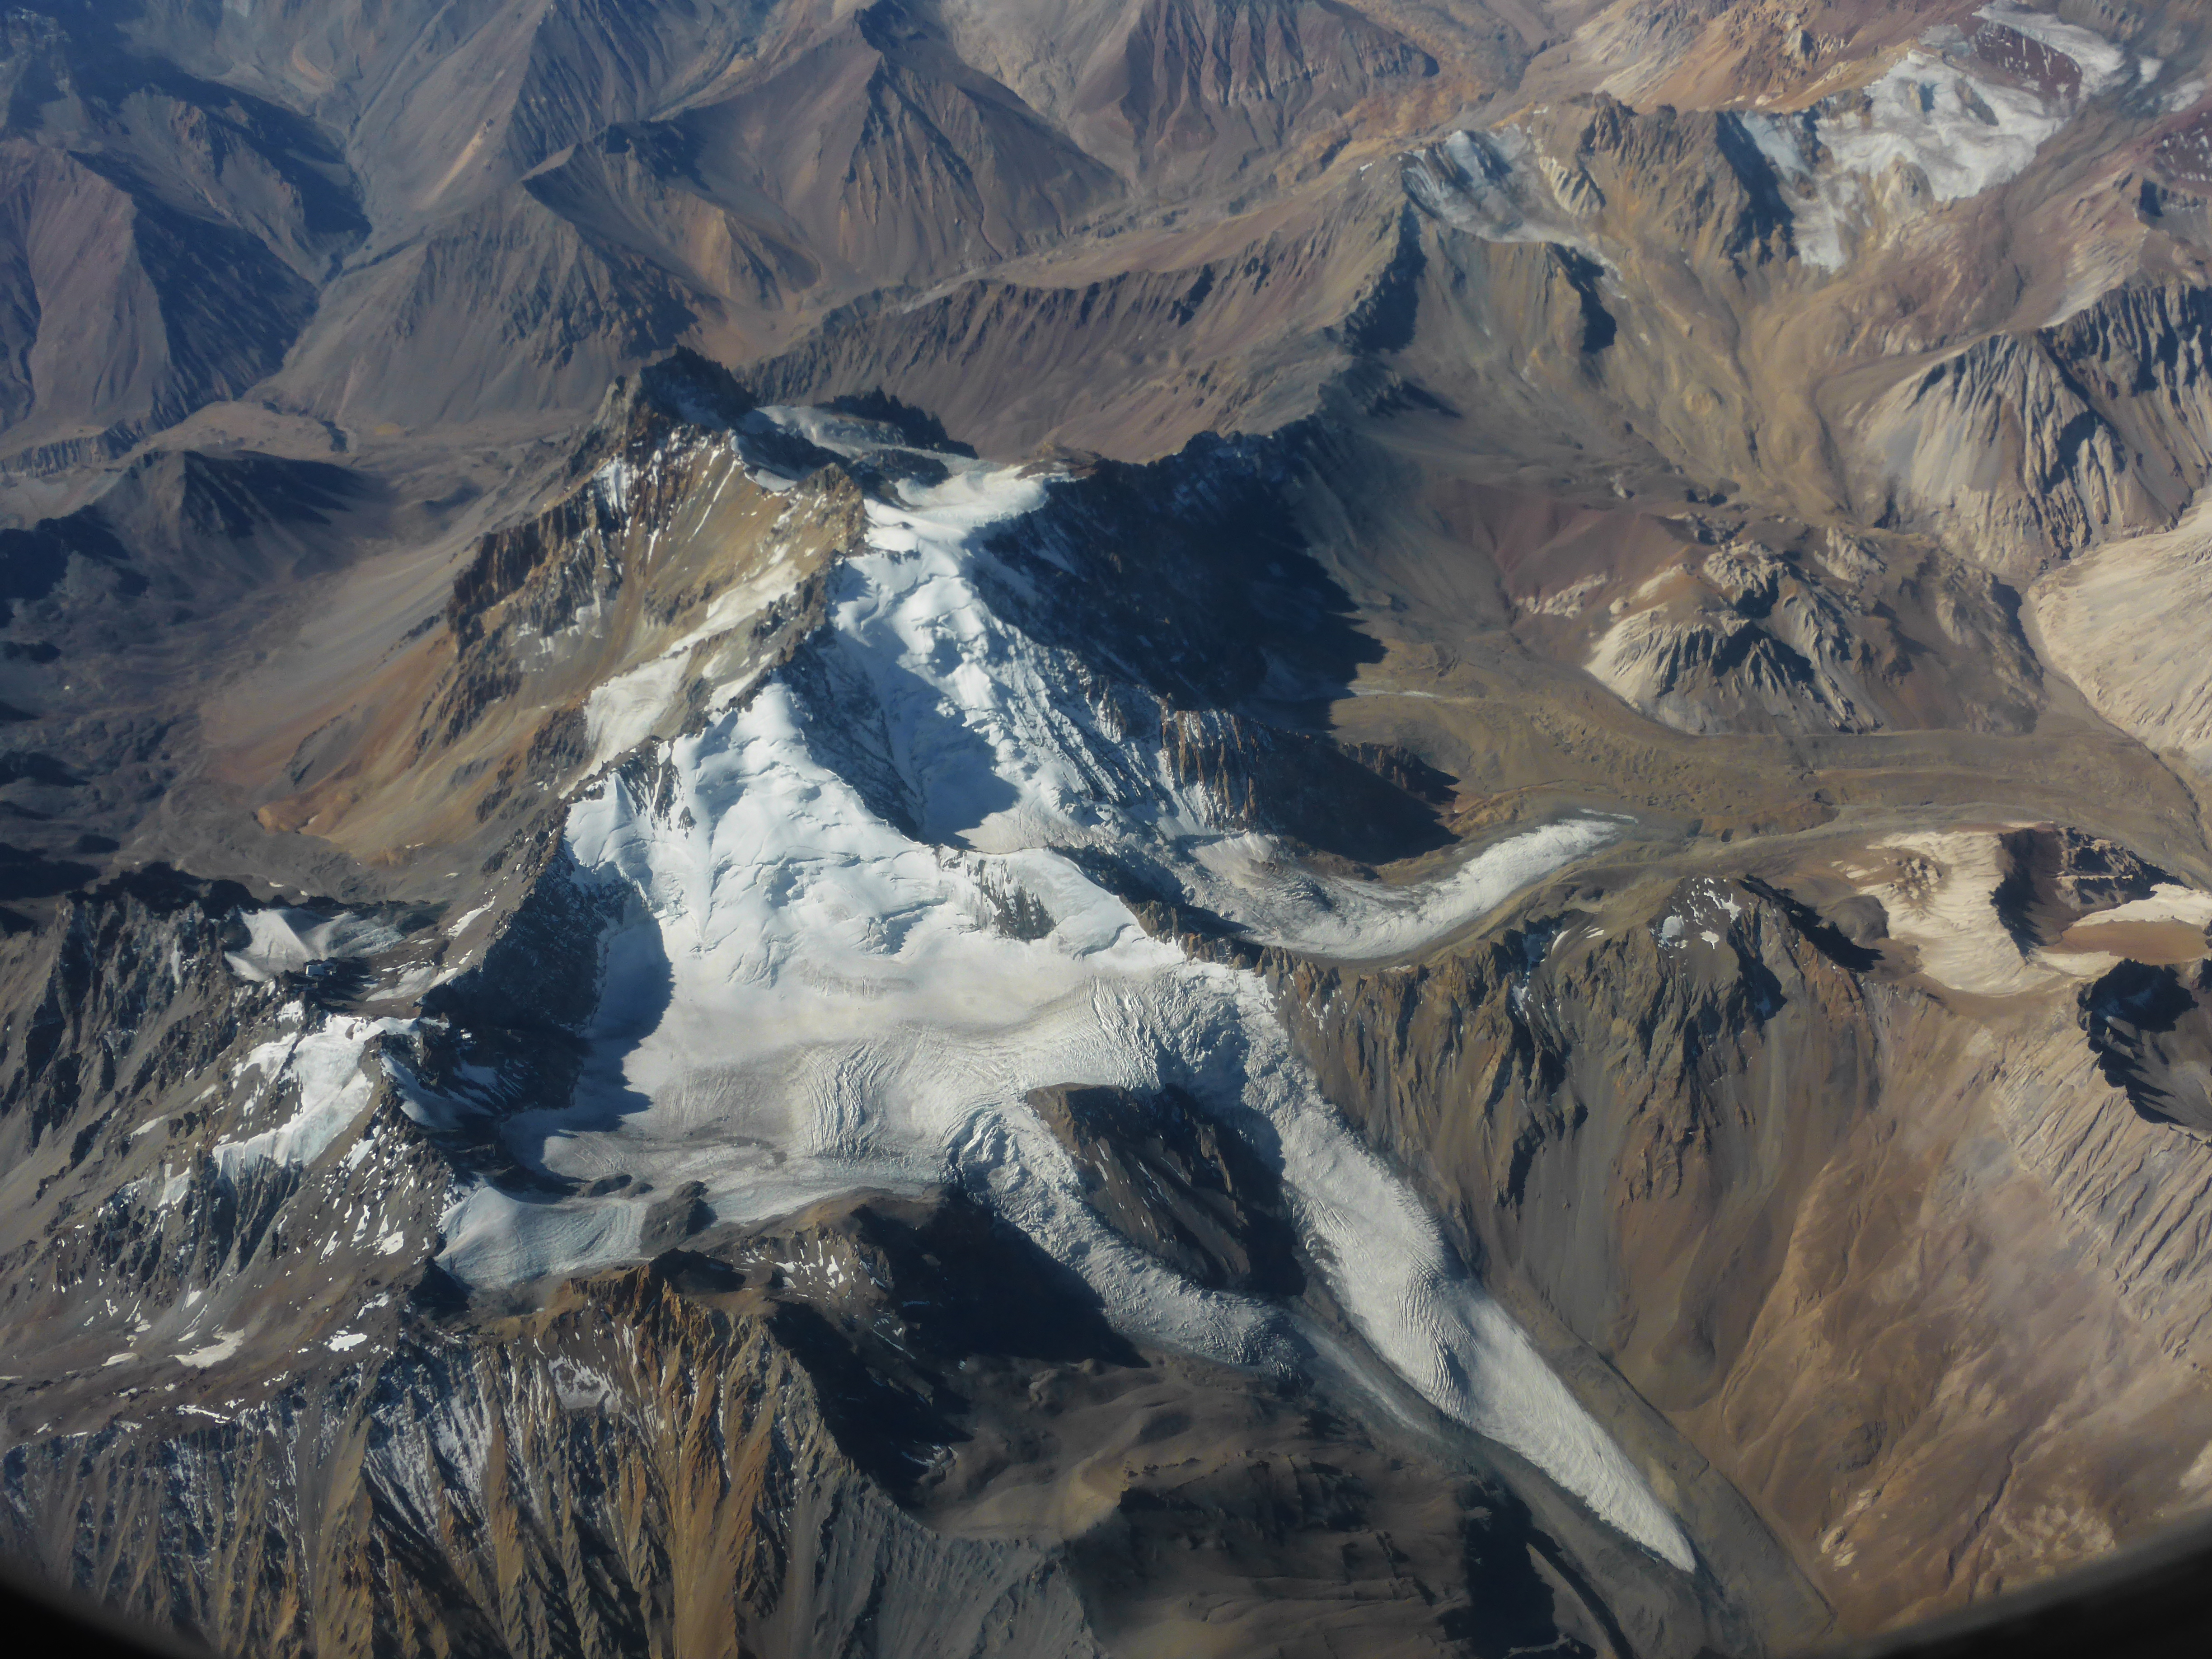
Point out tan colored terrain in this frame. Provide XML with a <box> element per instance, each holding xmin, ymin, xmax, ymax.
<box><xmin>5</xmin><ymin>1</ymin><xmax>2212</xmax><ymax>1655</ymax></box>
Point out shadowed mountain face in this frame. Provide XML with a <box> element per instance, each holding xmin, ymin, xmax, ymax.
<box><xmin>8</xmin><ymin>1</ymin><xmax>2212</xmax><ymax>1655</ymax></box>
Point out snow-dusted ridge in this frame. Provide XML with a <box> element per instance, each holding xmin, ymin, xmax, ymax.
<box><xmin>1747</xmin><ymin>7</ymin><xmax>2143</xmax><ymax>267</ymax></box>
<box><xmin>413</xmin><ymin>414</ymin><xmax>1692</xmax><ymax>1567</ymax></box>
<box><xmin>1416</xmin><ymin>7</ymin><xmax>2143</xmax><ymax>277</ymax></box>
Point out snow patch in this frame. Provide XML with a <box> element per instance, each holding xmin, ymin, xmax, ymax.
<box><xmin>175</xmin><ymin>1331</ymin><xmax>244</xmax><ymax>1369</ymax></box>
<box><xmin>1188</xmin><ymin>820</ymin><xmax>1623</xmax><ymax>959</ymax></box>
<box><xmin>1404</xmin><ymin>128</ymin><xmax>1607</xmax><ymax>261</ymax></box>
<box><xmin>211</xmin><ymin>1017</ymin><xmax>410</xmax><ymax>1180</ymax></box>
<box><xmin>549</xmin><ymin>1357</ymin><xmax>616</xmax><ymax>1410</ymax></box>
<box><xmin>1728</xmin><ymin>10</ymin><xmax>2135</xmax><ymax>272</ymax></box>
<box><xmin>1858</xmin><ymin>831</ymin><xmax>2057</xmax><ymax>995</ymax></box>
<box><xmin>2081</xmin><ymin>884</ymin><xmax>2212</xmax><ymax>929</ymax></box>
<box><xmin>2162</xmin><ymin>76</ymin><xmax>2207</xmax><ymax>113</ymax></box>
<box><xmin>225</xmin><ymin>908</ymin><xmax>401</xmax><ymax>983</ymax></box>
<box><xmin>1817</xmin><ymin>50</ymin><xmax>2065</xmax><ymax>204</ymax></box>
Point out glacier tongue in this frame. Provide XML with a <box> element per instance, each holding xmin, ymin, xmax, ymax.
<box><xmin>439</xmin><ymin>436</ymin><xmax>1693</xmax><ymax>1569</ymax></box>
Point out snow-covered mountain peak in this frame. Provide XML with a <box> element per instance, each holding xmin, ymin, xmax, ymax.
<box><xmin>396</xmin><ymin>406</ymin><xmax>1696</xmax><ymax>1567</ymax></box>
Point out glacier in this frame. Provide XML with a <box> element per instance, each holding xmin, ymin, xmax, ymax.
<box><xmin>430</xmin><ymin>419</ymin><xmax>1696</xmax><ymax>1570</ymax></box>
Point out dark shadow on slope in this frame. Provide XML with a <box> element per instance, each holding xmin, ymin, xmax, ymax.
<box><xmin>777</xmin><ymin>628</ymin><xmax>1020</xmax><ymax>846</ymax></box>
<box><xmin>769</xmin><ymin>1298</ymin><xmax>970</xmax><ymax>1491</ymax></box>
<box><xmin>1551</xmin><ymin>248</ymin><xmax>1617</xmax><ymax>355</ymax></box>
<box><xmin>638</xmin><ymin>345</ymin><xmax>758</xmax><ymax>428</ymax></box>
<box><xmin>1740</xmin><ymin>877</ymin><xmax>1883</xmax><ymax>973</ymax></box>
<box><xmin>39</xmin><ymin>7</ymin><xmax>368</xmax><ymax>256</ymax></box>
<box><xmin>1341</xmin><ymin>205</ymin><xmax>1426</xmax><ymax>354</ymax></box>
<box><xmin>748</xmin><ymin>1190</ymin><xmax>1144</xmax><ymax>1498</ymax></box>
<box><xmin>1029</xmin><ymin>1083</ymin><xmax>1304</xmax><ymax>1298</ymax></box>
<box><xmin>979</xmin><ymin>431</ymin><xmax>1372</xmax><ymax>713</ymax></box>
<box><xmin>852</xmin><ymin>1192</ymin><xmax>1143</xmax><ymax>1369</ymax></box>
<box><xmin>0</xmin><ymin>516</ymin><xmax>132</xmax><ymax>625</ymax></box>
<box><xmin>975</xmin><ymin>429</ymin><xmax>1454</xmax><ymax>866</ymax></box>
<box><xmin>1447</xmin><ymin>1480</ymin><xmax>1614</xmax><ymax>1659</ymax></box>
<box><xmin>829</xmin><ymin>651</ymin><xmax>1022</xmax><ymax>847</ymax></box>
<box><xmin>417</xmin><ymin>846</ymin><xmax>669</xmax><ymax>1188</ymax></box>
<box><xmin>627</xmin><ymin>364</ymin><xmax>1453</xmax><ymax>866</ymax></box>
<box><xmin>828</xmin><ymin>389</ymin><xmax>979</xmax><ymax>457</ymax></box>
<box><xmin>0</xmin><ymin>10</ymin><xmax>364</xmax><ymax>471</ymax></box>
<box><xmin>1713</xmin><ymin>112</ymin><xmax>1804</xmax><ymax>267</ymax></box>
<box><xmin>0</xmin><ymin>752</ymin><xmax>80</xmax><ymax>789</ymax></box>
<box><xmin>2081</xmin><ymin>960</ymin><xmax>2212</xmax><ymax>1134</ymax></box>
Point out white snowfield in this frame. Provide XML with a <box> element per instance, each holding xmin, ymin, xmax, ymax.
<box><xmin>225</xmin><ymin>907</ymin><xmax>401</xmax><ymax>983</ymax></box>
<box><xmin>1414</xmin><ymin>7</ymin><xmax>2136</xmax><ymax>280</ymax></box>
<box><xmin>1736</xmin><ymin>53</ymin><xmax>2058</xmax><ymax>275</ymax></box>
<box><xmin>1190</xmin><ymin>820</ymin><xmax>1624</xmax><ymax>958</ymax></box>
<box><xmin>1737</xmin><ymin>7</ymin><xmax>2137</xmax><ymax>271</ymax></box>
<box><xmin>1403</xmin><ymin>128</ymin><xmax>1608</xmax><ymax>261</ymax></box>
<box><xmin>1840</xmin><ymin>832</ymin><xmax>2212</xmax><ymax>991</ymax></box>
<box><xmin>1819</xmin><ymin>49</ymin><xmax>2065</xmax><ymax>205</ymax></box>
<box><xmin>208</xmin><ymin>1017</ymin><xmax>412</xmax><ymax>1184</ymax></box>
<box><xmin>426</xmin><ymin>426</ymin><xmax>1692</xmax><ymax>1569</ymax></box>
<box><xmin>2086</xmin><ymin>885</ymin><xmax>2212</xmax><ymax>930</ymax></box>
